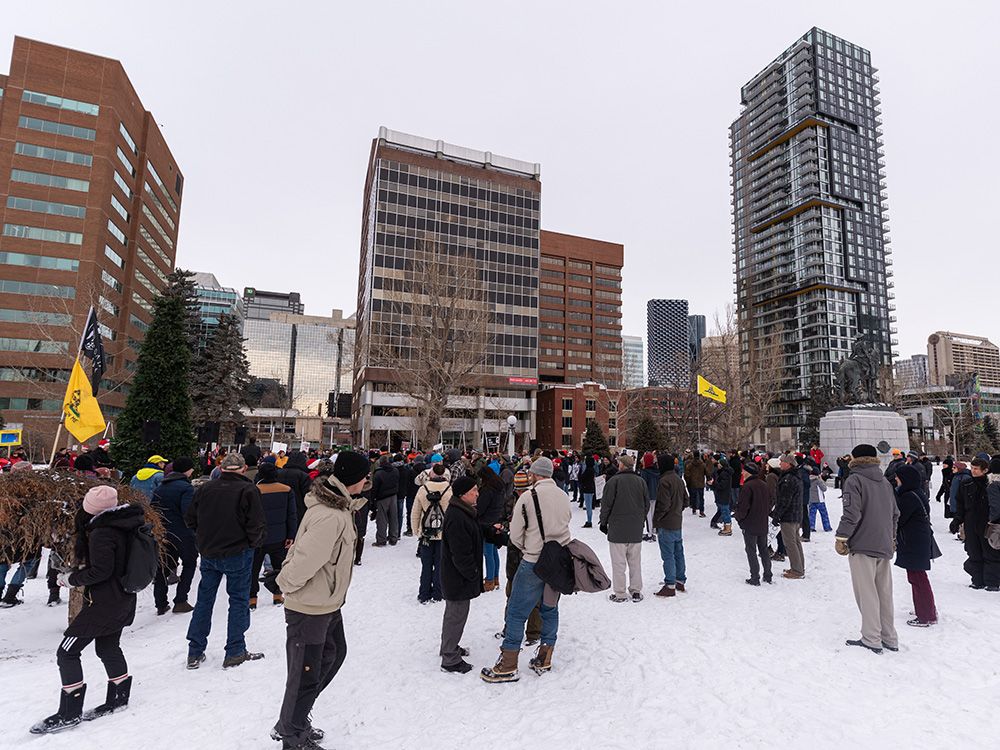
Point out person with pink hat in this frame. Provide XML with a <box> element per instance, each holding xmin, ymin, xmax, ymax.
<box><xmin>31</xmin><ymin>485</ymin><xmax>145</xmax><ymax>734</ymax></box>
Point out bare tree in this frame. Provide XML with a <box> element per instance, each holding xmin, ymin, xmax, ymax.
<box><xmin>365</xmin><ymin>241</ymin><xmax>494</xmax><ymax>448</ymax></box>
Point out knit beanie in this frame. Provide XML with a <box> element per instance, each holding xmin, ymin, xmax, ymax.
<box><xmin>529</xmin><ymin>456</ymin><xmax>554</xmax><ymax>477</ymax></box>
<box><xmin>333</xmin><ymin>451</ymin><xmax>370</xmax><ymax>486</ymax></box>
<box><xmin>452</xmin><ymin>475</ymin><xmax>477</xmax><ymax>498</ymax></box>
<box><xmin>83</xmin><ymin>484</ymin><xmax>119</xmax><ymax>515</ymax></box>
<box><xmin>851</xmin><ymin>444</ymin><xmax>878</xmax><ymax>458</ymax></box>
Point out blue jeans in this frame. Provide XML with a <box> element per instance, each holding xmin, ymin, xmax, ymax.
<box><xmin>502</xmin><ymin>560</ymin><xmax>559</xmax><ymax>651</ymax></box>
<box><xmin>657</xmin><ymin>529</ymin><xmax>686</xmax><ymax>586</ymax></box>
<box><xmin>582</xmin><ymin>493</ymin><xmax>594</xmax><ymax>523</ymax></box>
<box><xmin>809</xmin><ymin>502</ymin><xmax>832</xmax><ymax>531</ymax></box>
<box><xmin>0</xmin><ymin>561</ymin><xmax>29</xmax><ymax>588</ymax></box>
<box><xmin>418</xmin><ymin>540</ymin><xmax>442</xmax><ymax>602</ymax></box>
<box><xmin>396</xmin><ymin>497</ymin><xmax>406</xmax><ymax>537</ymax></box>
<box><xmin>483</xmin><ymin>542</ymin><xmax>500</xmax><ymax>581</ymax></box>
<box><xmin>187</xmin><ymin>548</ymin><xmax>253</xmax><ymax>658</ymax></box>
<box><xmin>718</xmin><ymin>503</ymin><xmax>732</xmax><ymax>524</ymax></box>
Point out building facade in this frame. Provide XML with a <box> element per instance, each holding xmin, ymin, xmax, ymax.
<box><xmin>731</xmin><ymin>28</ymin><xmax>895</xmax><ymax>429</ymax></box>
<box><xmin>353</xmin><ymin>127</ymin><xmax>541</xmax><ymax>449</ymax></box>
<box><xmin>242</xmin><ymin>287</ymin><xmax>303</xmax><ymax>320</ymax></box>
<box><xmin>622</xmin><ymin>334</ymin><xmax>645</xmax><ymax>389</ymax></box>
<box><xmin>536</xmin><ymin>381</ymin><xmax>619</xmax><ymax>450</ymax></box>
<box><xmin>894</xmin><ymin>353</ymin><xmax>928</xmax><ymax>390</ymax></box>
<box><xmin>647</xmin><ymin>299</ymin><xmax>691</xmax><ymax>388</ymax></box>
<box><xmin>191</xmin><ymin>272</ymin><xmax>243</xmax><ymax>352</ymax></box>
<box><xmin>0</xmin><ymin>37</ymin><xmax>182</xmax><ymax>452</ymax></box>
<box><xmin>538</xmin><ymin>229</ymin><xmax>623</xmax><ymax>388</ymax></box>
<box><xmin>688</xmin><ymin>314</ymin><xmax>706</xmax><ymax>364</ymax></box>
<box><xmin>927</xmin><ymin>331</ymin><xmax>1000</xmax><ymax>389</ymax></box>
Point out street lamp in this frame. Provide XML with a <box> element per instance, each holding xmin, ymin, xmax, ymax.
<box><xmin>932</xmin><ymin>406</ymin><xmax>958</xmax><ymax>458</ymax></box>
<box><xmin>506</xmin><ymin>415</ymin><xmax>517</xmax><ymax>457</ymax></box>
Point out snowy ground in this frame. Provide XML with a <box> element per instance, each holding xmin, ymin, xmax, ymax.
<box><xmin>2</xmin><ymin>475</ymin><xmax>996</xmax><ymax>749</ymax></box>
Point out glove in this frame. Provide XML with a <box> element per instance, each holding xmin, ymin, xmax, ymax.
<box><xmin>56</xmin><ymin>573</ymin><xmax>72</xmax><ymax>588</ymax></box>
<box><xmin>835</xmin><ymin>537</ymin><xmax>850</xmax><ymax>556</ymax></box>
<box><xmin>949</xmin><ymin>518</ymin><xmax>961</xmax><ymax>535</ymax></box>
<box><xmin>599</xmin><ymin>524</ymin><xmax>608</xmax><ymax>535</ymax></box>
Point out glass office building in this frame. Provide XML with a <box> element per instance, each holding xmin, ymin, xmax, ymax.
<box><xmin>731</xmin><ymin>28</ymin><xmax>895</xmax><ymax>428</ymax></box>
<box><xmin>192</xmin><ymin>272</ymin><xmax>243</xmax><ymax>352</ymax></box>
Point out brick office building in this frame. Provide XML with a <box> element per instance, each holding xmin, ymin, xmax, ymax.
<box><xmin>538</xmin><ymin>230</ymin><xmax>623</xmax><ymax>389</ymax></box>
<box><xmin>0</xmin><ymin>37</ymin><xmax>183</xmax><ymax>454</ymax></box>
<box><xmin>536</xmin><ymin>381</ymin><xmax>620</xmax><ymax>451</ymax></box>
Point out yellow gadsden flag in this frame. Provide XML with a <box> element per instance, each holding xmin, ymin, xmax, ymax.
<box><xmin>697</xmin><ymin>374</ymin><xmax>727</xmax><ymax>404</ymax></box>
<box><xmin>63</xmin><ymin>357</ymin><xmax>106</xmax><ymax>442</ymax></box>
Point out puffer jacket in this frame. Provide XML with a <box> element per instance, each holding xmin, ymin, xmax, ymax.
<box><xmin>836</xmin><ymin>456</ymin><xmax>900</xmax><ymax>559</ymax></box>
<box><xmin>772</xmin><ymin>469</ymin><xmax>803</xmax><ymax>524</ymax></box>
<box><xmin>277</xmin><ymin>475</ymin><xmax>365</xmax><ymax>615</ymax></box>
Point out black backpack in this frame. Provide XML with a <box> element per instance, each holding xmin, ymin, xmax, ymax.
<box><xmin>121</xmin><ymin>523</ymin><xmax>159</xmax><ymax>594</ymax></box>
<box><xmin>422</xmin><ymin>489</ymin><xmax>445</xmax><ymax>536</ymax></box>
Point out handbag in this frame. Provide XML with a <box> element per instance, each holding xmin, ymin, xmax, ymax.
<box><xmin>528</xmin><ymin>489</ymin><xmax>575</xmax><ymax>595</ymax></box>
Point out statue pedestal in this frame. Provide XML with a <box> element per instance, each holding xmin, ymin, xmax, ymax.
<box><xmin>819</xmin><ymin>407</ymin><xmax>910</xmax><ymax>470</ymax></box>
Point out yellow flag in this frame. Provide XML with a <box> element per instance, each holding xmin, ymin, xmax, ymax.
<box><xmin>63</xmin><ymin>358</ymin><xmax>106</xmax><ymax>442</ymax></box>
<box><xmin>697</xmin><ymin>374</ymin><xmax>727</xmax><ymax>404</ymax></box>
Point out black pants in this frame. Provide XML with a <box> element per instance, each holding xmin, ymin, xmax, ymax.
<box><xmin>153</xmin><ymin>540</ymin><xmax>198</xmax><ymax>610</ymax></box>
<box><xmin>776</xmin><ymin>529</ymin><xmax>786</xmax><ymax>555</ymax></box>
<box><xmin>964</xmin><ymin>528</ymin><xmax>1000</xmax><ymax>587</ymax></box>
<box><xmin>800</xmin><ymin>499</ymin><xmax>811</xmax><ymax>541</ymax></box>
<box><xmin>354</xmin><ymin>507</ymin><xmax>369</xmax><ymax>563</ymax></box>
<box><xmin>57</xmin><ymin>631</ymin><xmax>127</xmax><ymax>686</ymax></box>
<box><xmin>743</xmin><ymin>531</ymin><xmax>772</xmax><ymax>583</ymax></box>
<box><xmin>277</xmin><ymin>609</ymin><xmax>346</xmax><ymax>745</ymax></box>
<box><xmin>251</xmin><ymin>542</ymin><xmax>288</xmax><ymax>598</ymax></box>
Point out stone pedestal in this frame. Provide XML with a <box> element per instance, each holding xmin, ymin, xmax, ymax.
<box><xmin>819</xmin><ymin>407</ymin><xmax>910</xmax><ymax>470</ymax></box>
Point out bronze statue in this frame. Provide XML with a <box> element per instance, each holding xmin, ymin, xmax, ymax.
<box><xmin>835</xmin><ymin>335</ymin><xmax>880</xmax><ymax>405</ymax></box>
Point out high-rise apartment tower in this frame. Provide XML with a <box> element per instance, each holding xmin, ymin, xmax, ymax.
<box><xmin>647</xmin><ymin>299</ymin><xmax>690</xmax><ymax>388</ymax></box>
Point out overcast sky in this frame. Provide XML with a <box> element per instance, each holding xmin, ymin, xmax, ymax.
<box><xmin>5</xmin><ymin>1</ymin><xmax>997</xmax><ymax>359</ymax></box>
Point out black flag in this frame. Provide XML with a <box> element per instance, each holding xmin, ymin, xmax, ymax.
<box><xmin>81</xmin><ymin>306</ymin><xmax>107</xmax><ymax>395</ymax></box>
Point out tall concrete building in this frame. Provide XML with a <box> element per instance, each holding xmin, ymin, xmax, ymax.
<box><xmin>927</xmin><ymin>332</ymin><xmax>1000</xmax><ymax>388</ymax></box>
<box><xmin>622</xmin><ymin>335</ymin><xmax>645</xmax><ymax>389</ymax></box>
<box><xmin>191</xmin><ymin>272</ymin><xmax>243</xmax><ymax>352</ymax></box>
<box><xmin>688</xmin><ymin>314</ymin><xmax>706</xmax><ymax>364</ymax></box>
<box><xmin>647</xmin><ymin>299</ymin><xmax>690</xmax><ymax>388</ymax></box>
<box><xmin>538</xmin><ymin>229</ymin><xmax>623</xmax><ymax>388</ymax></box>
<box><xmin>731</xmin><ymin>28</ymin><xmax>895</xmax><ymax>429</ymax></box>
<box><xmin>894</xmin><ymin>353</ymin><xmax>928</xmax><ymax>389</ymax></box>
<box><xmin>0</xmin><ymin>37</ymin><xmax>182</xmax><ymax>444</ymax></box>
<box><xmin>353</xmin><ymin>127</ymin><xmax>540</xmax><ymax>448</ymax></box>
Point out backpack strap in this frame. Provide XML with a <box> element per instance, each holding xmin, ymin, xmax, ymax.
<box><xmin>531</xmin><ymin>488</ymin><xmax>547</xmax><ymax>541</ymax></box>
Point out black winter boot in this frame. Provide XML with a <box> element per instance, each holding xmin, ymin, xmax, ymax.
<box><xmin>83</xmin><ymin>676</ymin><xmax>131</xmax><ymax>720</ymax></box>
<box><xmin>0</xmin><ymin>584</ymin><xmax>22</xmax><ymax>607</ymax></box>
<box><xmin>30</xmin><ymin>684</ymin><xmax>86</xmax><ymax>734</ymax></box>
<box><xmin>47</xmin><ymin>588</ymin><xmax>62</xmax><ymax>606</ymax></box>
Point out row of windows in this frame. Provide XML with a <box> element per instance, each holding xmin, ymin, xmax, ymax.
<box><xmin>11</xmin><ymin>168</ymin><xmax>89</xmax><ymax>192</ymax></box>
<box><xmin>22</xmin><ymin>89</ymin><xmax>99</xmax><ymax>116</ymax></box>
<box><xmin>146</xmin><ymin>162</ymin><xmax>178</xmax><ymax>213</ymax></box>
<box><xmin>105</xmin><ymin>244</ymin><xmax>125</xmax><ymax>269</ymax></box>
<box><xmin>102</xmin><ymin>269</ymin><xmax>122</xmax><ymax>293</ymax></box>
<box><xmin>136</xmin><ymin>247</ymin><xmax>168</xmax><ymax>284</ymax></box>
<box><xmin>0</xmin><ymin>309</ymin><xmax>72</xmax><ymax>325</ymax></box>
<box><xmin>2</xmin><ymin>223</ymin><xmax>82</xmax><ymax>245</ymax></box>
<box><xmin>15</xmin><ymin>141</ymin><xmax>92</xmax><ymax>167</ymax></box>
<box><xmin>0</xmin><ymin>250</ymin><xmax>78</xmax><ymax>272</ymax></box>
<box><xmin>0</xmin><ymin>337</ymin><xmax>67</xmax><ymax>354</ymax></box>
<box><xmin>19</xmin><ymin>115</ymin><xmax>95</xmax><ymax>141</ymax></box>
<box><xmin>144</xmin><ymin>183</ymin><xmax>175</xmax><ymax>229</ymax></box>
<box><xmin>139</xmin><ymin>225</ymin><xmax>170</xmax><ymax>266</ymax></box>
<box><xmin>0</xmin><ymin>397</ymin><xmax>65</xmax><ymax>411</ymax></box>
<box><xmin>6</xmin><ymin>195</ymin><xmax>85</xmax><ymax>219</ymax></box>
<box><xmin>0</xmin><ymin>279</ymin><xmax>75</xmax><ymax>298</ymax></box>
<box><xmin>141</xmin><ymin>205</ymin><xmax>174</xmax><ymax>249</ymax></box>
<box><xmin>0</xmin><ymin>366</ymin><xmax>71</xmax><ymax>384</ymax></box>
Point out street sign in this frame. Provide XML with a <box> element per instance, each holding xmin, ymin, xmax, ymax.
<box><xmin>0</xmin><ymin>429</ymin><xmax>22</xmax><ymax>446</ymax></box>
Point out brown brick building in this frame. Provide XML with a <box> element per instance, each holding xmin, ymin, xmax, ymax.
<box><xmin>538</xmin><ymin>230</ymin><xmax>623</xmax><ymax>388</ymax></box>
<box><xmin>536</xmin><ymin>382</ymin><xmax>620</xmax><ymax>451</ymax></box>
<box><xmin>0</xmin><ymin>37</ymin><xmax>183</xmax><ymax>455</ymax></box>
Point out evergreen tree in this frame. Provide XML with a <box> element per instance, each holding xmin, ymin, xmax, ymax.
<box><xmin>630</xmin><ymin>414</ymin><xmax>663</xmax><ymax>454</ymax></box>
<box><xmin>582</xmin><ymin>419</ymin><xmax>611</xmax><ymax>458</ymax></box>
<box><xmin>983</xmin><ymin>415</ymin><xmax>1000</xmax><ymax>453</ymax></box>
<box><xmin>191</xmin><ymin>313</ymin><xmax>252</xmax><ymax>439</ymax></box>
<box><xmin>112</xmin><ymin>269</ymin><xmax>196</xmax><ymax>479</ymax></box>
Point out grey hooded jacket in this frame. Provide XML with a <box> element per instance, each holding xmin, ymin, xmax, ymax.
<box><xmin>836</xmin><ymin>456</ymin><xmax>900</xmax><ymax>559</ymax></box>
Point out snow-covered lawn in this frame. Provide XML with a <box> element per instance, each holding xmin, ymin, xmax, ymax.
<box><xmin>2</xmin><ymin>477</ymin><xmax>995</xmax><ymax>749</ymax></box>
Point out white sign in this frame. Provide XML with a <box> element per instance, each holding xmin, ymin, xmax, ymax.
<box><xmin>300</xmin><ymin>441</ymin><xmax>310</xmax><ymax>452</ymax></box>
<box><xmin>271</xmin><ymin>441</ymin><xmax>288</xmax><ymax>454</ymax></box>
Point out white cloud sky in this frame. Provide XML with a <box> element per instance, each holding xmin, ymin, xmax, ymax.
<box><xmin>4</xmin><ymin>0</ymin><xmax>996</xmax><ymax>360</ymax></box>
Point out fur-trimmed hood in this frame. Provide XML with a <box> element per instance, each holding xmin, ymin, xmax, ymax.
<box><xmin>848</xmin><ymin>455</ymin><xmax>881</xmax><ymax>469</ymax></box>
<box><xmin>306</xmin><ymin>474</ymin><xmax>367</xmax><ymax>513</ymax></box>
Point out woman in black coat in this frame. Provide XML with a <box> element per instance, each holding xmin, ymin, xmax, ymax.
<box><xmin>32</xmin><ymin>486</ymin><xmax>143</xmax><ymax>734</ymax></box>
<box><xmin>438</xmin><ymin>476</ymin><xmax>508</xmax><ymax>673</ymax></box>
<box><xmin>894</xmin><ymin>464</ymin><xmax>937</xmax><ymax>627</ymax></box>
<box><xmin>477</xmin><ymin>466</ymin><xmax>505</xmax><ymax>591</ymax></box>
<box><xmin>579</xmin><ymin>456</ymin><xmax>597</xmax><ymax>524</ymax></box>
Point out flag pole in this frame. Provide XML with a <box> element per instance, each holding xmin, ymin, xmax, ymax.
<box><xmin>50</xmin><ymin>306</ymin><xmax>98</xmax><ymax>466</ymax></box>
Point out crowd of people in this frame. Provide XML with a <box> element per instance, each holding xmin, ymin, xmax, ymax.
<box><xmin>2</xmin><ymin>436</ymin><xmax>999</xmax><ymax>748</ymax></box>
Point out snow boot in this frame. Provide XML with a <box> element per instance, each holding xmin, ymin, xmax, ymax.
<box><xmin>282</xmin><ymin>738</ymin><xmax>326</xmax><ymax>750</ymax></box>
<box><xmin>83</xmin><ymin>676</ymin><xmax>131</xmax><ymax>720</ymax></box>
<box><xmin>273</xmin><ymin>594</ymin><xmax>285</xmax><ymax>606</ymax></box>
<box><xmin>172</xmin><ymin>601</ymin><xmax>194</xmax><ymax>614</ymax></box>
<box><xmin>186</xmin><ymin>653</ymin><xmax>206</xmax><ymax>670</ymax></box>
<box><xmin>441</xmin><ymin>659</ymin><xmax>473</xmax><ymax>674</ymax></box>
<box><xmin>156</xmin><ymin>605</ymin><xmax>170</xmax><ymax>616</ymax></box>
<box><xmin>654</xmin><ymin>585</ymin><xmax>676</xmax><ymax>597</ymax></box>
<box><xmin>223</xmin><ymin>651</ymin><xmax>264</xmax><ymax>669</ymax></box>
<box><xmin>30</xmin><ymin>684</ymin><xmax>86</xmax><ymax>734</ymax></box>
<box><xmin>845</xmin><ymin>639</ymin><xmax>882</xmax><ymax>655</ymax></box>
<box><xmin>718</xmin><ymin>524</ymin><xmax>732</xmax><ymax>537</ymax></box>
<box><xmin>480</xmin><ymin>649</ymin><xmax>519</xmax><ymax>683</ymax></box>
<box><xmin>271</xmin><ymin>724</ymin><xmax>324</xmax><ymax>743</ymax></box>
<box><xmin>47</xmin><ymin>588</ymin><xmax>62</xmax><ymax>606</ymax></box>
<box><xmin>529</xmin><ymin>644</ymin><xmax>554</xmax><ymax>675</ymax></box>
<box><xmin>0</xmin><ymin>584</ymin><xmax>22</xmax><ymax>607</ymax></box>
<box><xmin>609</xmin><ymin>593</ymin><xmax>629</xmax><ymax>603</ymax></box>
<box><xmin>483</xmin><ymin>578</ymin><xmax>497</xmax><ymax>592</ymax></box>
<box><xmin>675</xmin><ymin>582</ymin><xmax>686</xmax><ymax>592</ymax></box>
<box><xmin>249</xmin><ymin>597</ymin><xmax>257</xmax><ymax>611</ymax></box>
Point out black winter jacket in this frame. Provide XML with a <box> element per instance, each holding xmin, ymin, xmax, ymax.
<box><xmin>256</xmin><ymin>480</ymin><xmax>298</xmax><ymax>546</ymax></box>
<box><xmin>476</xmin><ymin>482</ymin><xmax>505</xmax><ymax>527</ymax></box>
<box><xmin>371</xmin><ymin>464</ymin><xmax>400</xmax><ymax>500</ymax></box>
<box><xmin>772</xmin><ymin>469</ymin><xmax>803</xmax><ymax>524</ymax></box>
<box><xmin>579</xmin><ymin>460</ymin><xmax>596</xmax><ymax>494</ymax></box>
<box><xmin>441</xmin><ymin>499</ymin><xmax>507</xmax><ymax>601</ymax></box>
<box><xmin>65</xmin><ymin>504</ymin><xmax>144</xmax><ymax>638</ymax></box>
<box><xmin>278</xmin><ymin>451</ymin><xmax>313</xmax><ymax>528</ymax></box>
<box><xmin>712</xmin><ymin>465</ymin><xmax>733</xmax><ymax>496</ymax></box>
<box><xmin>895</xmin><ymin>486</ymin><xmax>934</xmax><ymax>571</ymax></box>
<box><xmin>956</xmin><ymin>474</ymin><xmax>991</xmax><ymax>535</ymax></box>
<box><xmin>393</xmin><ymin>463</ymin><xmax>410</xmax><ymax>499</ymax></box>
<box><xmin>151</xmin><ymin>472</ymin><xmax>196</xmax><ymax>549</ymax></box>
<box><xmin>185</xmin><ymin>472</ymin><xmax>266</xmax><ymax>558</ymax></box>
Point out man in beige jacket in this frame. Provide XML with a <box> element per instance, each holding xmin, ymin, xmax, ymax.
<box><xmin>481</xmin><ymin>457</ymin><xmax>572</xmax><ymax>683</ymax></box>
<box><xmin>272</xmin><ymin>452</ymin><xmax>370</xmax><ymax>750</ymax></box>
